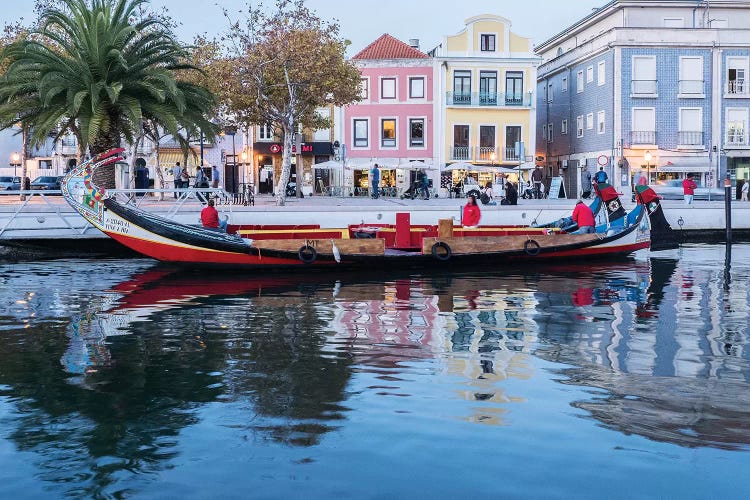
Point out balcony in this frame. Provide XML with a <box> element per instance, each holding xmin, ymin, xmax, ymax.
<box><xmin>446</xmin><ymin>92</ymin><xmax>529</xmax><ymax>107</ymax></box>
<box><xmin>727</xmin><ymin>79</ymin><xmax>747</xmax><ymax>96</ymax></box>
<box><xmin>58</xmin><ymin>142</ymin><xmax>77</xmax><ymax>155</ymax></box>
<box><xmin>631</xmin><ymin>80</ymin><xmax>657</xmax><ymax>96</ymax></box>
<box><xmin>726</xmin><ymin>131</ymin><xmax>748</xmax><ymax>147</ymax></box>
<box><xmin>450</xmin><ymin>146</ymin><xmax>470</xmax><ymax>161</ymax></box>
<box><xmin>678</xmin><ymin>80</ymin><xmax>704</xmax><ymax>96</ymax></box>
<box><xmin>504</xmin><ymin>147</ymin><xmax>520</xmax><ymax>162</ymax></box>
<box><xmin>476</xmin><ymin>147</ymin><xmax>498</xmax><ymax>162</ymax></box>
<box><xmin>677</xmin><ymin>131</ymin><xmax>704</xmax><ymax>147</ymax></box>
<box><xmin>631</xmin><ymin>130</ymin><xmax>656</xmax><ymax>145</ymax></box>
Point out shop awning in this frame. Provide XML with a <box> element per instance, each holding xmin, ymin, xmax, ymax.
<box><xmin>656</xmin><ymin>158</ymin><xmax>712</xmax><ymax>173</ymax></box>
<box><xmin>157</xmin><ymin>150</ymin><xmax>201</xmax><ymax>168</ymax></box>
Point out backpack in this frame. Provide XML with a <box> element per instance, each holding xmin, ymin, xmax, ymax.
<box><xmin>595</xmin><ymin>170</ymin><xmax>607</xmax><ymax>183</ymax></box>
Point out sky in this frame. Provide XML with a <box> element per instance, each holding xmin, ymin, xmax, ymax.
<box><xmin>3</xmin><ymin>0</ymin><xmax>606</xmax><ymax>53</ymax></box>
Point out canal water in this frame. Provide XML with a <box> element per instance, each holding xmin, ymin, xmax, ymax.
<box><xmin>1</xmin><ymin>245</ymin><xmax>749</xmax><ymax>498</ymax></box>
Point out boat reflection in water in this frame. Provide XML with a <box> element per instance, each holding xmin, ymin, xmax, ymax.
<box><xmin>59</xmin><ymin>253</ymin><xmax>750</xmax><ymax>450</ymax></box>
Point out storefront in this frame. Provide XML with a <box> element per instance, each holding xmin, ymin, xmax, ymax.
<box><xmin>727</xmin><ymin>155</ymin><xmax>750</xmax><ymax>199</ymax></box>
<box><xmin>253</xmin><ymin>141</ymin><xmax>333</xmax><ymax>194</ymax></box>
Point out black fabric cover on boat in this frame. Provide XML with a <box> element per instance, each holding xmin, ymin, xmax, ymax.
<box><xmin>102</xmin><ymin>198</ymin><xmax>252</xmax><ymax>254</ymax></box>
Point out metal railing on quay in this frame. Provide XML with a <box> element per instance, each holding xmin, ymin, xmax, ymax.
<box><xmin>0</xmin><ymin>187</ymin><xmax>238</xmax><ymax>240</ymax></box>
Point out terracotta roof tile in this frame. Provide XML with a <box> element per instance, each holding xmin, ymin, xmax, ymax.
<box><xmin>352</xmin><ymin>34</ymin><xmax>429</xmax><ymax>60</ymax></box>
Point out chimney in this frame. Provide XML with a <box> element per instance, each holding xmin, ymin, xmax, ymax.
<box><xmin>408</xmin><ymin>38</ymin><xmax>420</xmax><ymax>50</ymax></box>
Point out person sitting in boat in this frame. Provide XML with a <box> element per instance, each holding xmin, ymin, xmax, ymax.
<box><xmin>200</xmin><ymin>199</ymin><xmax>227</xmax><ymax>231</ymax></box>
<box><xmin>462</xmin><ymin>195</ymin><xmax>481</xmax><ymax>228</ymax></box>
<box><xmin>571</xmin><ymin>199</ymin><xmax>596</xmax><ymax>234</ymax></box>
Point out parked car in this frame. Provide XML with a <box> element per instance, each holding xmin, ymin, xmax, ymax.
<box><xmin>30</xmin><ymin>175</ymin><xmax>63</xmax><ymax>192</ymax></box>
<box><xmin>650</xmin><ymin>179</ymin><xmax>725</xmax><ymax>200</ymax></box>
<box><xmin>0</xmin><ymin>176</ymin><xmax>21</xmax><ymax>191</ymax></box>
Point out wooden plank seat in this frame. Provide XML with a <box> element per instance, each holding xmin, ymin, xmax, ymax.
<box><xmin>252</xmin><ymin>238</ymin><xmax>385</xmax><ymax>256</ymax></box>
<box><xmin>421</xmin><ymin>234</ymin><xmax>599</xmax><ymax>255</ymax></box>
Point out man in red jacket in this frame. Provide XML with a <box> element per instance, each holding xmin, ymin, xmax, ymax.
<box><xmin>682</xmin><ymin>174</ymin><xmax>697</xmax><ymax>206</ymax></box>
<box><xmin>571</xmin><ymin>200</ymin><xmax>596</xmax><ymax>234</ymax></box>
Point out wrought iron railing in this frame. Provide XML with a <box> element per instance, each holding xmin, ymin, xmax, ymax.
<box><xmin>728</xmin><ymin>79</ymin><xmax>746</xmax><ymax>94</ymax></box>
<box><xmin>678</xmin><ymin>131</ymin><xmax>704</xmax><ymax>146</ymax></box>
<box><xmin>476</xmin><ymin>147</ymin><xmax>497</xmax><ymax>162</ymax></box>
<box><xmin>451</xmin><ymin>147</ymin><xmax>470</xmax><ymax>161</ymax></box>
<box><xmin>726</xmin><ymin>130</ymin><xmax>747</xmax><ymax>146</ymax></box>
<box><xmin>446</xmin><ymin>92</ymin><xmax>529</xmax><ymax>107</ymax></box>
<box><xmin>631</xmin><ymin>130</ymin><xmax>657</xmax><ymax>144</ymax></box>
<box><xmin>678</xmin><ymin>80</ymin><xmax>704</xmax><ymax>95</ymax></box>
<box><xmin>631</xmin><ymin>80</ymin><xmax>657</xmax><ymax>95</ymax></box>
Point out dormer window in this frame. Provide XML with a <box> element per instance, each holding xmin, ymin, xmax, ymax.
<box><xmin>480</xmin><ymin>34</ymin><xmax>496</xmax><ymax>52</ymax></box>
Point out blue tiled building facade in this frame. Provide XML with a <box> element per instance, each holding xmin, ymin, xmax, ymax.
<box><xmin>535</xmin><ymin>0</ymin><xmax>750</xmax><ymax>199</ymax></box>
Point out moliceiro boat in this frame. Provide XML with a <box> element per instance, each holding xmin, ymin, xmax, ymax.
<box><xmin>62</xmin><ymin>150</ymin><xmax>651</xmax><ymax>270</ymax></box>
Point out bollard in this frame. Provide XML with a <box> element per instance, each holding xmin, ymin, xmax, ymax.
<box><xmin>724</xmin><ymin>174</ymin><xmax>732</xmax><ymax>244</ymax></box>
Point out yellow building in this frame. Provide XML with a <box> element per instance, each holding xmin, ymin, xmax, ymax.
<box><xmin>431</xmin><ymin>15</ymin><xmax>539</xmax><ymax>188</ymax></box>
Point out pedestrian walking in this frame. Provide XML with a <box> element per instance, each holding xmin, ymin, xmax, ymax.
<box><xmin>211</xmin><ymin>165</ymin><xmax>221</xmax><ymax>189</ymax></box>
<box><xmin>741</xmin><ymin>180</ymin><xmax>748</xmax><ymax>201</ymax></box>
<box><xmin>594</xmin><ymin>167</ymin><xmax>608</xmax><ymax>184</ymax></box>
<box><xmin>682</xmin><ymin>174</ymin><xmax>697</xmax><ymax>206</ymax></box>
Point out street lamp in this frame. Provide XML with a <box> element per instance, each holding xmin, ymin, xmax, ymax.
<box><xmin>10</xmin><ymin>152</ymin><xmax>20</xmax><ymax>176</ymax></box>
<box><xmin>644</xmin><ymin>150</ymin><xmax>652</xmax><ymax>185</ymax></box>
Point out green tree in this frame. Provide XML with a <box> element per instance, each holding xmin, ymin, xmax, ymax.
<box><xmin>0</xmin><ymin>0</ymin><xmax>218</xmax><ymax>188</ymax></box>
<box><xmin>220</xmin><ymin>0</ymin><xmax>361</xmax><ymax>205</ymax></box>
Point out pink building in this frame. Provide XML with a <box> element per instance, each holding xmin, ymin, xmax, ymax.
<box><xmin>344</xmin><ymin>34</ymin><xmax>435</xmax><ymax>195</ymax></box>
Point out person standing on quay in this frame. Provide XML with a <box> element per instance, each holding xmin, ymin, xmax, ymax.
<box><xmin>581</xmin><ymin>165</ymin><xmax>592</xmax><ymax>199</ymax></box>
<box><xmin>742</xmin><ymin>180</ymin><xmax>749</xmax><ymax>201</ymax></box>
<box><xmin>172</xmin><ymin>161</ymin><xmax>182</xmax><ymax>199</ymax></box>
<box><xmin>532</xmin><ymin>165</ymin><xmax>543</xmax><ymax>199</ymax></box>
<box><xmin>211</xmin><ymin>165</ymin><xmax>221</xmax><ymax>189</ymax></box>
<box><xmin>370</xmin><ymin>163</ymin><xmax>380</xmax><ymax>199</ymax></box>
<box><xmin>682</xmin><ymin>173</ymin><xmax>697</xmax><ymax>206</ymax></box>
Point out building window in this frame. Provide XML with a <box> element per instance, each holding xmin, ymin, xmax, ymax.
<box><xmin>505</xmin><ymin>126</ymin><xmax>522</xmax><ymax>161</ymax></box>
<box><xmin>679</xmin><ymin>108</ymin><xmax>703</xmax><ymax>145</ymax></box>
<box><xmin>577</xmin><ymin>116</ymin><xmax>584</xmax><ymax>137</ymax></box>
<box><xmin>353</xmin><ymin>119</ymin><xmax>369</xmax><ymax>148</ymax></box>
<box><xmin>663</xmin><ymin>17</ymin><xmax>685</xmax><ymax>28</ymax></box>
<box><xmin>597</xmin><ymin>61</ymin><xmax>605</xmax><ymax>86</ymax></box>
<box><xmin>409</xmin><ymin>77</ymin><xmax>425</xmax><ymax>99</ymax></box>
<box><xmin>577</xmin><ymin>70</ymin><xmax>584</xmax><ymax>93</ymax></box>
<box><xmin>505</xmin><ymin>71</ymin><xmax>524</xmax><ymax>105</ymax></box>
<box><xmin>314</xmin><ymin>108</ymin><xmax>330</xmax><ymax>142</ymax></box>
<box><xmin>452</xmin><ymin>125</ymin><xmax>470</xmax><ymax>160</ymax></box>
<box><xmin>710</xmin><ymin>19</ymin><xmax>728</xmax><ymax>28</ymax></box>
<box><xmin>258</xmin><ymin>124</ymin><xmax>273</xmax><ymax>141</ymax></box>
<box><xmin>381</xmin><ymin>118</ymin><xmax>396</xmax><ymax>147</ymax></box>
<box><xmin>360</xmin><ymin>78</ymin><xmax>369</xmax><ymax>100</ymax></box>
<box><xmin>586</xmin><ymin>113</ymin><xmax>594</xmax><ymax>130</ymax></box>
<box><xmin>562</xmin><ymin>76</ymin><xmax>568</xmax><ymax>92</ymax></box>
<box><xmin>480</xmin><ymin>34</ymin><xmax>496</xmax><ymax>52</ymax></box>
<box><xmin>726</xmin><ymin>108</ymin><xmax>748</xmax><ymax>145</ymax></box>
<box><xmin>479</xmin><ymin>71</ymin><xmax>498</xmax><ymax>105</ymax></box>
<box><xmin>679</xmin><ymin>57</ymin><xmax>704</xmax><ymax>95</ymax></box>
<box><xmin>586</xmin><ymin>66</ymin><xmax>594</xmax><ymax>83</ymax></box>
<box><xmin>453</xmin><ymin>70</ymin><xmax>472</xmax><ymax>104</ymax></box>
<box><xmin>632</xmin><ymin>56</ymin><xmax>657</xmax><ymax>95</ymax></box>
<box><xmin>727</xmin><ymin>57</ymin><xmax>748</xmax><ymax>95</ymax></box>
<box><xmin>381</xmin><ymin>78</ymin><xmax>396</xmax><ymax>99</ymax></box>
<box><xmin>547</xmin><ymin>82</ymin><xmax>553</xmax><ymax>103</ymax></box>
<box><xmin>547</xmin><ymin>123</ymin><xmax>554</xmax><ymax>143</ymax></box>
<box><xmin>409</xmin><ymin>118</ymin><xmax>425</xmax><ymax>147</ymax></box>
<box><xmin>597</xmin><ymin>111</ymin><xmax>606</xmax><ymax>134</ymax></box>
<box><xmin>632</xmin><ymin>108</ymin><xmax>656</xmax><ymax>144</ymax></box>
<box><xmin>561</xmin><ymin>119</ymin><xmax>568</xmax><ymax>135</ymax></box>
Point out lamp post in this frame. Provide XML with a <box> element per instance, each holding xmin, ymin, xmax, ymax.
<box><xmin>644</xmin><ymin>150</ymin><xmax>652</xmax><ymax>185</ymax></box>
<box><xmin>224</xmin><ymin>125</ymin><xmax>238</xmax><ymax>193</ymax></box>
<box><xmin>10</xmin><ymin>152</ymin><xmax>20</xmax><ymax>177</ymax></box>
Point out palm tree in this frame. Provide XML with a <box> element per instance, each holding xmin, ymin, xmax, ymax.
<box><xmin>0</xmin><ymin>0</ymin><xmax>219</xmax><ymax>188</ymax></box>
